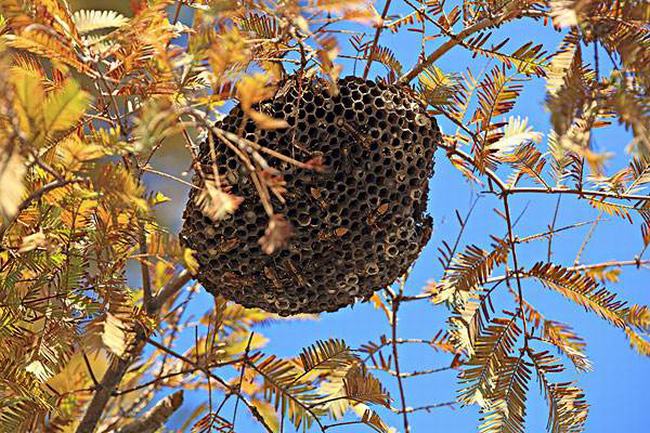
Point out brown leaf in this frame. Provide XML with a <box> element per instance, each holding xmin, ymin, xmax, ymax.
<box><xmin>194</xmin><ymin>180</ymin><xmax>243</xmax><ymax>221</ymax></box>
<box><xmin>259</xmin><ymin>214</ymin><xmax>293</xmax><ymax>254</ymax></box>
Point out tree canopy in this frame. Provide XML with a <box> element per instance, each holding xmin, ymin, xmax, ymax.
<box><xmin>0</xmin><ymin>1</ymin><xmax>648</xmax><ymax>433</ymax></box>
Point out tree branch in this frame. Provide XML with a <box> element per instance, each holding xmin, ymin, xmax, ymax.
<box><xmin>363</xmin><ymin>0</ymin><xmax>393</xmax><ymax>80</ymax></box>
<box><xmin>399</xmin><ymin>3</ymin><xmax>532</xmax><ymax>83</ymax></box>
<box><xmin>0</xmin><ymin>178</ymin><xmax>82</xmax><ymax>241</ymax></box>
<box><xmin>389</xmin><ymin>278</ymin><xmax>410</xmax><ymax>433</ymax></box>
<box><xmin>149</xmin><ymin>269</ymin><xmax>192</xmax><ymax>311</ymax></box>
<box><xmin>116</xmin><ymin>391</ymin><xmax>184</xmax><ymax>433</ymax></box>
<box><xmin>74</xmin><ymin>269</ymin><xmax>192</xmax><ymax>433</ymax></box>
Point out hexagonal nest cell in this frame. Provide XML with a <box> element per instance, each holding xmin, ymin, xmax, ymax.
<box><xmin>181</xmin><ymin>75</ymin><xmax>440</xmax><ymax>315</ymax></box>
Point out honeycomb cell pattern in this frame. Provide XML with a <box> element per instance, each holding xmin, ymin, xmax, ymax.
<box><xmin>181</xmin><ymin>75</ymin><xmax>440</xmax><ymax>316</ymax></box>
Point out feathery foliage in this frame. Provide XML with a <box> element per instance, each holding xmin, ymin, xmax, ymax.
<box><xmin>0</xmin><ymin>0</ymin><xmax>647</xmax><ymax>432</ymax></box>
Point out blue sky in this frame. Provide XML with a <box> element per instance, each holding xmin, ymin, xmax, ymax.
<box><xmin>143</xmin><ymin>1</ymin><xmax>650</xmax><ymax>431</ymax></box>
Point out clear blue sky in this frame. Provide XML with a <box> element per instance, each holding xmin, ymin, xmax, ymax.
<box><xmin>144</xmin><ymin>1</ymin><xmax>650</xmax><ymax>431</ymax></box>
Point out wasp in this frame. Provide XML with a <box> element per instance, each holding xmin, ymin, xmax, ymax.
<box><xmin>317</xmin><ymin>227</ymin><xmax>349</xmax><ymax>241</ymax></box>
<box><xmin>282</xmin><ymin>258</ymin><xmax>309</xmax><ymax>287</ymax></box>
<box><xmin>215</xmin><ymin>238</ymin><xmax>239</xmax><ymax>254</ymax></box>
<box><xmin>310</xmin><ymin>187</ymin><xmax>329</xmax><ymax>210</ymax></box>
<box><xmin>222</xmin><ymin>271</ymin><xmax>255</xmax><ymax>288</ymax></box>
<box><xmin>263</xmin><ymin>266</ymin><xmax>283</xmax><ymax>289</ymax></box>
<box><xmin>367</xmin><ymin>203</ymin><xmax>390</xmax><ymax>226</ymax></box>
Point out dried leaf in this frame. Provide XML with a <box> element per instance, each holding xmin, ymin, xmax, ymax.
<box><xmin>259</xmin><ymin>214</ymin><xmax>293</xmax><ymax>254</ymax></box>
<box><xmin>0</xmin><ymin>152</ymin><xmax>25</xmax><ymax>221</ymax></box>
<box><xmin>194</xmin><ymin>181</ymin><xmax>243</xmax><ymax>221</ymax></box>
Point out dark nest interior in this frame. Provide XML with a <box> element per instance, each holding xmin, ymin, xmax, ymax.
<box><xmin>181</xmin><ymin>75</ymin><xmax>440</xmax><ymax>315</ymax></box>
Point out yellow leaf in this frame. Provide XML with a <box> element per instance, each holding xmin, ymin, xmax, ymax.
<box><xmin>625</xmin><ymin>327</ymin><xmax>650</xmax><ymax>356</ymax></box>
<box><xmin>490</xmin><ymin>116</ymin><xmax>543</xmax><ymax>157</ymax></box>
<box><xmin>26</xmin><ymin>360</ymin><xmax>52</xmax><ymax>382</ymax></box>
<box><xmin>102</xmin><ymin>313</ymin><xmax>127</xmax><ymax>357</ymax></box>
<box><xmin>550</xmin><ymin>0</ymin><xmax>581</xmax><ymax>28</ymax></box>
<box><xmin>369</xmin><ymin>292</ymin><xmax>392</xmax><ymax>322</ymax></box>
<box><xmin>56</xmin><ymin>135</ymin><xmax>107</xmax><ymax>170</ymax></box>
<box><xmin>249</xmin><ymin>110</ymin><xmax>289</xmax><ymax>130</ymax></box>
<box><xmin>0</xmin><ymin>152</ymin><xmax>26</xmax><ymax>221</ymax></box>
<box><xmin>18</xmin><ymin>230</ymin><xmax>46</xmax><ymax>253</ymax></box>
<box><xmin>151</xmin><ymin>191</ymin><xmax>171</xmax><ymax>206</ymax></box>
<box><xmin>6</xmin><ymin>27</ymin><xmax>92</xmax><ymax>74</ymax></box>
<box><xmin>183</xmin><ymin>248</ymin><xmax>199</xmax><ymax>275</ymax></box>
<box><xmin>250</xmin><ymin>399</ymin><xmax>280</xmax><ymax>432</ymax></box>
<box><xmin>10</xmin><ymin>66</ymin><xmax>45</xmax><ymax>133</ymax></box>
<box><xmin>48</xmin><ymin>351</ymin><xmax>110</xmax><ymax>393</ymax></box>
<box><xmin>72</xmin><ymin>9</ymin><xmax>129</xmax><ymax>34</ymax></box>
<box><xmin>44</xmin><ymin>79</ymin><xmax>92</xmax><ymax>133</ymax></box>
<box><xmin>222</xmin><ymin>332</ymin><xmax>268</xmax><ymax>357</ymax></box>
<box><xmin>236</xmin><ymin>73</ymin><xmax>277</xmax><ymax>112</ymax></box>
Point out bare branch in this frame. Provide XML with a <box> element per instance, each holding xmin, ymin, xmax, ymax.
<box><xmin>74</xmin><ymin>269</ymin><xmax>192</xmax><ymax>433</ymax></box>
<box><xmin>116</xmin><ymin>391</ymin><xmax>184</xmax><ymax>433</ymax></box>
<box><xmin>399</xmin><ymin>3</ymin><xmax>532</xmax><ymax>83</ymax></box>
<box><xmin>363</xmin><ymin>0</ymin><xmax>394</xmax><ymax>80</ymax></box>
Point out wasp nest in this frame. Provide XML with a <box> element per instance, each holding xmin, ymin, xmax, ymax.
<box><xmin>181</xmin><ymin>76</ymin><xmax>440</xmax><ymax>315</ymax></box>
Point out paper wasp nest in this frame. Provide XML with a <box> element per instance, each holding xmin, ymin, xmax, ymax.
<box><xmin>181</xmin><ymin>76</ymin><xmax>440</xmax><ymax>315</ymax></box>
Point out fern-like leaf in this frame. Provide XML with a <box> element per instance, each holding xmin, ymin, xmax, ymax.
<box><xmin>343</xmin><ymin>364</ymin><xmax>390</xmax><ymax>407</ymax></box>
<box><xmin>299</xmin><ymin>338</ymin><xmax>357</xmax><ymax>374</ymax></box>
<box><xmin>501</xmin><ymin>142</ymin><xmax>548</xmax><ymax>187</ymax></box>
<box><xmin>542</xmin><ymin>320</ymin><xmax>591</xmax><ymax>372</ymax></box>
<box><xmin>479</xmin><ymin>352</ymin><xmax>531</xmax><ymax>433</ymax></box>
<box><xmin>528</xmin><ymin>349</ymin><xmax>588</xmax><ymax>433</ymax></box>
<box><xmin>587</xmin><ymin>198</ymin><xmax>634</xmax><ymax>223</ymax></box>
<box><xmin>459</xmin><ymin>314</ymin><xmax>521</xmax><ymax>406</ymax></box>
<box><xmin>248</xmin><ymin>352</ymin><xmax>324</xmax><ymax>431</ymax></box>
<box><xmin>366</xmin><ymin>45</ymin><xmax>403</xmax><ymax>76</ymax></box>
<box><xmin>72</xmin><ymin>9</ymin><xmax>129</xmax><ymax>34</ymax></box>
<box><xmin>436</xmin><ymin>239</ymin><xmax>510</xmax><ymax>306</ymax></box>
<box><xmin>527</xmin><ymin>262</ymin><xmax>628</xmax><ymax>327</ymax></box>
<box><xmin>359</xmin><ymin>408</ymin><xmax>390</xmax><ymax>433</ymax></box>
<box><xmin>418</xmin><ymin>66</ymin><xmax>463</xmax><ymax>113</ymax></box>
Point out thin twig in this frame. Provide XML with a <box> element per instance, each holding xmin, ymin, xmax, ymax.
<box><xmin>82</xmin><ymin>350</ymin><xmax>100</xmax><ymax>388</ymax></box>
<box><xmin>140</xmin><ymin>221</ymin><xmax>153</xmax><ymax>313</ymax></box>
<box><xmin>516</xmin><ymin>220</ymin><xmax>597</xmax><ymax>244</ymax></box>
<box><xmin>141</xmin><ymin>166</ymin><xmax>200</xmax><ymax>190</ymax></box>
<box><xmin>390</xmin><ymin>276</ymin><xmax>410</xmax><ymax>433</ymax></box>
<box><xmin>363</xmin><ymin>0</ymin><xmax>394</xmax><ymax>80</ymax></box>
<box><xmin>395</xmin><ymin>401</ymin><xmax>456</xmax><ymax>414</ymax></box>
<box><xmin>503</xmin><ymin>194</ymin><xmax>529</xmax><ymax>345</ymax></box>
<box><xmin>149</xmin><ymin>269</ymin><xmax>192</xmax><ymax>311</ymax></box>
<box><xmin>368</xmin><ymin>365</ymin><xmax>453</xmax><ymax>378</ymax></box>
<box><xmin>399</xmin><ymin>2</ymin><xmax>530</xmax><ymax>83</ymax></box>
<box><xmin>574</xmin><ymin>212</ymin><xmax>603</xmax><ymax>265</ymax></box>
<box><xmin>547</xmin><ymin>196</ymin><xmax>562</xmax><ymax>262</ymax></box>
<box><xmin>510</xmin><ymin>186</ymin><xmax>650</xmax><ymax>202</ymax></box>
<box><xmin>230</xmin><ymin>332</ymin><xmax>255</xmax><ymax>431</ymax></box>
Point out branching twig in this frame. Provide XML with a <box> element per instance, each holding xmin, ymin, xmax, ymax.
<box><xmin>399</xmin><ymin>2</ymin><xmax>531</xmax><ymax>83</ymax></box>
<box><xmin>389</xmin><ymin>277</ymin><xmax>410</xmax><ymax>433</ymax></box>
<box><xmin>74</xmin><ymin>270</ymin><xmax>192</xmax><ymax>433</ymax></box>
<box><xmin>395</xmin><ymin>401</ymin><xmax>456</xmax><ymax>414</ymax></box>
